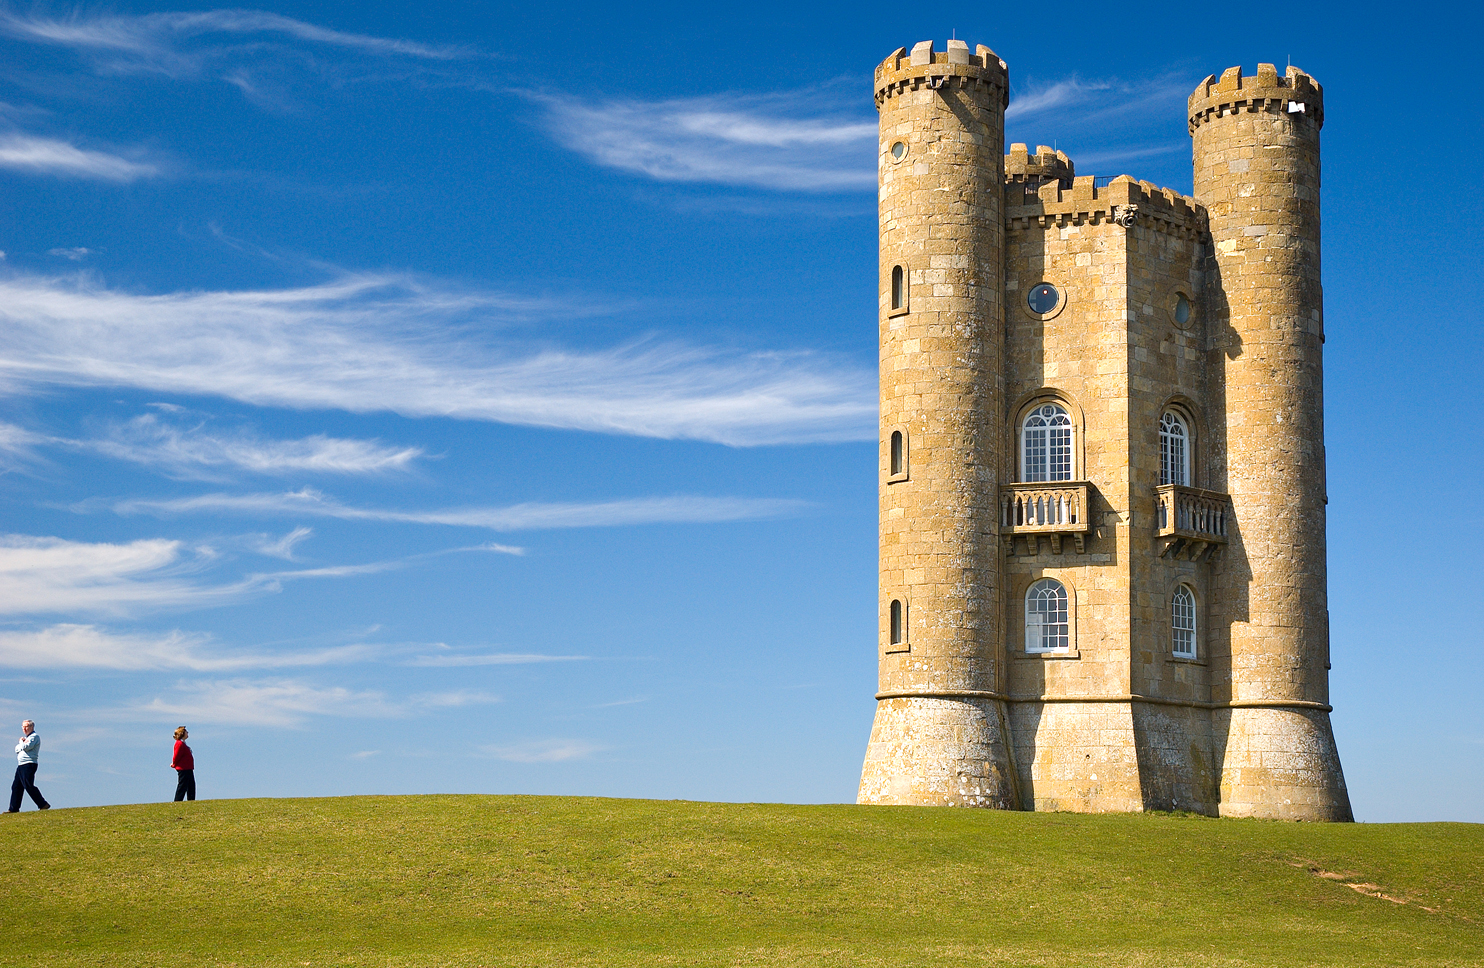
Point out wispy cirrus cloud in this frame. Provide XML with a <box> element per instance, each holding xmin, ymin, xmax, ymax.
<box><xmin>407</xmin><ymin>651</ymin><xmax>586</xmax><ymax>667</ymax></box>
<box><xmin>0</xmin><ymin>272</ymin><xmax>874</xmax><ymax>445</ymax></box>
<box><xmin>0</xmin><ymin>624</ymin><xmax>371</xmax><ymax>671</ymax></box>
<box><xmin>0</xmin><ymin>532</ymin><xmax>519</xmax><ymax>618</ymax></box>
<box><xmin>412</xmin><ymin>689</ymin><xmax>500</xmax><ymax>708</ymax></box>
<box><xmin>128</xmin><ymin>677</ymin><xmax>396</xmax><ymax>727</ymax></box>
<box><xmin>482</xmin><ymin>738</ymin><xmax>605</xmax><ymax>763</ymax></box>
<box><xmin>529</xmin><ymin>87</ymin><xmax>876</xmax><ymax>192</ymax></box>
<box><xmin>103</xmin><ymin>487</ymin><xmax>807</xmax><ymax>531</ymax></box>
<box><xmin>0</xmin><ymin>133</ymin><xmax>159</xmax><ymax>181</ymax></box>
<box><xmin>121</xmin><ymin>676</ymin><xmax>504</xmax><ymax>727</ymax></box>
<box><xmin>0</xmin><ymin>533</ymin><xmax>231</xmax><ymax>616</ymax></box>
<box><xmin>242</xmin><ymin>527</ymin><xmax>314</xmax><ymax>560</ymax></box>
<box><xmin>80</xmin><ymin>411</ymin><xmax>425</xmax><ymax>478</ymax></box>
<box><xmin>0</xmin><ymin>8</ymin><xmax>466</xmax><ymax>77</ymax></box>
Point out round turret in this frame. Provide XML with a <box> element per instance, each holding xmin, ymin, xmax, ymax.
<box><xmin>1190</xmin><ymin>64</ymin><xmax>1351</xmax><ymax>822</ymax></box>
<box><xmin>859</xmin><ymin>39</ymin><xmax>1018</xmax><ymax>809</ymax></box>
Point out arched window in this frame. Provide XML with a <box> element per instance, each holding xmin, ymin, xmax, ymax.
<box><xmin>1172</xmin><ymin>584</ymin><xmax>1197</xmax><ymax>658</ymax></box>
<box><xmin>889</xmin><ymin>599</ymin><xmax>904</xmax><ymax>646</ymax></box>
<box><xmin>1025</xmin><ymin>578</ymin><xmax>1070</xmax><ymax>653</ymax></box>
<box><xmin>1022</xmin><ymin>403</ymin><xmax>1074</xmax><ymax>482</ymax></box>
<box><xmin>889</xmin><ymin>430</ymin><xmax>905</xmax><ymax>478</ymax></box>
<box><xmin>1160</xmin><ymin>411</ymin><xmax>1190</xmax><ymax>486</ymax></box>
<box><xmin>891</xmin><ymin>265</ymin><xmax>906</xmax><ymax>312</ymax></box>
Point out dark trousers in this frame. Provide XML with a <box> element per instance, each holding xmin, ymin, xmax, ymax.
<box><xmin>9</xmin><ymin>763</ymin><xmax>47</xmax><ymax>811</ymax></box>
<box><xmin>173</xmin><ymin>768</ymin><xmax>196</xmax><ymax>802</ymax></box>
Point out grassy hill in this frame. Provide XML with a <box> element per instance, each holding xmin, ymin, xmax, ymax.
<box><xmin>1</xmin><ymin>796</ymin><xmax>1480</xmax><ymax>967</ymax></box>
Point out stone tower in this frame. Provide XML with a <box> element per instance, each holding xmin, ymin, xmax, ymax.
<box><xmin>858</xmin><ymin>40</ymin><xmax>1019</xmax><ymax>808</ymax></box>
<box><xmin>1190</xmin><ymin>67</ymin><xmax>1351</xmax><ymax>820</ymax></box>
<box><xmin>859</xmin><ymin>41</ymin><xmax>1352</xmax><ymax>821</ymax></box>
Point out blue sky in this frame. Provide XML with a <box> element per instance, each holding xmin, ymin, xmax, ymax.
<box><xmin>0</xmin><ymin>1</ymin><xmax>1478</xmax><ymax>823</ymax></box>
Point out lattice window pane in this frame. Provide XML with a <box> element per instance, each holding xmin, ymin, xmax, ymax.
<box><xmin>1172</xmin><ymin>585</ymin><xmax>1197</xmax><ymax>657</ymax></box>
<box><xmin>1160</xmin><ymin>411</ymin><xmax>1188</xmax><ymax>486</ymax></box>
<box><xmin>1024</xmin><ymin>404</ymin><xmax>1072</xmax><ymax>483</ymax></box>
<box><xmin>1026</xmin><ymin>578</ymin><xmax>1070</xmax><ymax>652</ymax></box>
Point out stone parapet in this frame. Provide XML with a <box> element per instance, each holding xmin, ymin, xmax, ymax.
<box><xmin>1189</xmin><ymin>64</ymin><xmax>1324</xmax><ymax>134</ymax></box>
<box><xmin>1005</xmin><ymin>143</ymin><xmax>1073</xmax><ymax>186</ymax></box>
<box><xmin>1006</xmin><ymin>174</ymin><xmax>1203</xmax><ymax>239</ymax></box>
<box><xmin>874</xmin><ymin>40</ymin><xmax>1008</xmax><ymax>109</ymax></box>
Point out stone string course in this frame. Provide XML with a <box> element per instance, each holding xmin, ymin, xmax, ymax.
<box><xmin>859</xmin><ymin>44</ymin><xmax>1352</xmax><ymax>822</ymax></box>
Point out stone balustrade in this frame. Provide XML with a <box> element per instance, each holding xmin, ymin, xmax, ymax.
<box><xmin>1156</xmin><ymin>484</ymin><xmax>1230</xmax><ymax>560</ymax></box>
<box><xmin>1000</xmin><ymin>482</ymin><xmax>1090</xmax><ymax>554</ymax></box>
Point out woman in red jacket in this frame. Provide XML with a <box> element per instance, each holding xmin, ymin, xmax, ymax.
<box><xmin>171</xmin><ymin>726</ymin><xmax>195</xmax><ymax>802</ymax></box>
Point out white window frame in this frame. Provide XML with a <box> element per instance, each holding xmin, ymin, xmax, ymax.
<box><xmin>1159</xmin><ymin>410</ymin><xmax>1190</xmax><ymax>487</ymax></box>
<box><xmin>1024</xmin><ymin>578</ymin><xmax>1071</xmax><ymax>654</ymax></box>
<box><xmin>1020</xmin><ymin>402</ymin><xmax>1075</xmax><ymax>483</ymax></box>
<box><xmin>1171</xmin><ymin>584</ymin><xmax>1197</xmax><ymax>658</ymax></box>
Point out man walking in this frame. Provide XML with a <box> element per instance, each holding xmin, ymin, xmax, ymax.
<box><xmin>10</xmin><ymin>720</ymin><xmax>50</xmax><ymax>812</ymax></box>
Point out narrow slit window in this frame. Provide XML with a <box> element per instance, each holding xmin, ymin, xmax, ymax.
<box><xmin>1172</xmin><ymin>585</ymin><xmax>1197</xmax><ymax>658</ymax></box>
<box><xmin>890</xmin><ymin>430</ymin><xmax>904</xmax><ymax>477</ymax></box>
<box><xmin>1022</xmin><ymin>403</ymin><xmax>1073</xmax><ymax>482</ymax></box>
<box><xmin>889</xmin><ymin>599</ymin><xmax>904</xmax><ymax>646</ymax></box>
<box><xmin>1160</xmin><ymin>411</ymin><xmax>1190</xmax><ymax>486</ymax></box>
<box><xmin>891</xmin><ymin>265</ymin><xmax>906</xmax><ymax>311</ymax></box>
<box><xmin>1025</xmin><ymin>578</ymin><xmax>1070</xmax><ymax>653</ymax></box>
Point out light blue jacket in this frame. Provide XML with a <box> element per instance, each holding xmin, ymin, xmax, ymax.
<box><xmin>15</xmin><ymin>733</ymin><xmax>38</xmax><ymax>766</ymax></box>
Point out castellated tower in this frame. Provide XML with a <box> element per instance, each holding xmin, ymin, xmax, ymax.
<box><xmin>1191</xmin><ymin>67</ymin><xmax>1351</xmax><ymax>820</ymax></box>
<box><xmin>857</xmin><ymin>40</ymin><xmax>1019</xmax><ymax>808</ymax></box>
<box><xmin>859</xmin><ymin>42</ymin><xmax>1351</xmax><ymax>821</ymax></box>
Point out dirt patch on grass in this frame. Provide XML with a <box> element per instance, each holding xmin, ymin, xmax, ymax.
<box><xmin>1290</xmin><ymin>860</ymin><xmax>1438</xmax><ymax>912</ymax></box>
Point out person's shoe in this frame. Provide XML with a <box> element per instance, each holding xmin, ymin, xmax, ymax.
<box><xmin>6</xmin><ymin>809</ymin><xmax>16</xmax><ymax>813</ymax></box>
<box><xmin>38</xmin><ymin>804</ymin><xmax>49</xmax><ymax>810</ymax></box>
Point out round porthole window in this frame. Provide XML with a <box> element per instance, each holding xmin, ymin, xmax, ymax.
<box><xmin>1174</xmin><ymin>292</ymin><xmax>1192</xmax><ymax>328</ymax></box>
<box><xmin>889</xmin><ymin>141</ymin><xmax>908</xmax><ymax>162</ymax></box>
<box><xmin>1028</xmin><ymin>283</ymin><xmax>1060</xmax><ymax>314</ymax></box>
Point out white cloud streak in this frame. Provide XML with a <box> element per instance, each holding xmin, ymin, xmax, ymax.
<box><xmin>0</xmin><ymin>532</ymin><xmax>515</xmax><ymax>618</ymax></box>
<box><xmin>412</xmin><ymin>689</ymin><xmax>500</xmax><ymax>708</ymax></box>
<box><xmin>0</xmin><ymin>272</ymin><xmax>874</xmax><ymax>445</ymax></box>
<box><xmin>530</xmin><ymin>89</ymin><xmax>876</xmax><ymax>192</ymax></box>
<box><xmin>79</xmin><ymin>412</ymin><xmax>424</xmax><ymax>478</ymax></box>
<box><xmin>0</xmin><ymin>533</ymin><xmax>233</xmax><ymax>616</ymax></box>
<box><xmin>0</xmin><ymin>8</ymin><xmax>465</xmax><ymax>77</ymax></box>
<box><xmin>408</xmin><ymin>652</ymin><xmax>586</xmax><ymax>667</ymax></box>
<box><xmin>0</xmin><ymin>134</ymin><xmax>158</xmax><ymax>181</ymax></box>
<box><xmin>243</xmin><ymin>527</ymin><xmax>314</xmax><ymax>560</ymax></box>
<box><xmin>106</xmin><ymin>487</ymin><xmax>807</xmax><ymax>531</ymax></box>
<box><xmin>0</xmin><ymin>624</ymin><xmax>371</xmax><ymax>671</ymax></box>
<box><xmin>483</xmin><ymin>739</ymin><xmax>605</xmax><ymax>763</ymax></box>
<box><xmin>129</xmin><ymin>677</ymin><xmax>396</xmax><ymax>727</ymax></box>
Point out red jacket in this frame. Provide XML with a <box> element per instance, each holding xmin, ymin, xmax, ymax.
<box><xmin>172</xmin><ymin>740</ymin><xmax>194</xmax><ymax>771</ymax></box>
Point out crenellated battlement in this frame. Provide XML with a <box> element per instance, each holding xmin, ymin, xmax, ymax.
<box><xmin>874</xmin><ymin>39</ymin><xmax>1009</xmax><ymax>110</ymax></box>
<box><xmin>1005</xmin><ymin>143</ymin><xmax>1074</xmax><ymax>187</ymax></box>
<box><xmin>1006</xmin><ymin>174</ymin><xmax>1202</xmax><ymax>239</ymax></box>
<box><xmin>1188</xmin><ymin>64</ymin><xmax>1323</xmax><ymax>133</ymax></box>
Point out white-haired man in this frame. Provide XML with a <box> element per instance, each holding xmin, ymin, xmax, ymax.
<box><xmin>9</xmin><ymin>720</ymin><xmax>50</xmax><ymax>812</ymax></box>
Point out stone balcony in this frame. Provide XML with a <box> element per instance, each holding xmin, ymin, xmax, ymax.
<box><xmin>1000</xmin><ymin>482</ymin><xmax>1091</xmax><ymax>555</ymax></box>
<box><xmin>1156</xmin><ymin>484</ymin><xmax>1231</xmax><ymax>561</ymax></box>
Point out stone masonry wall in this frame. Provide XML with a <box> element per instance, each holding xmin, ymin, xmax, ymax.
<box><xmin>1191</xmin><ymin>65</ymin><xmax>1351</xmax><ymax>821</ymax></box>
<box><xmin>860</xmin><ymin>40</ymin><xmax>1017</xmax><ymax>808</ymax></box>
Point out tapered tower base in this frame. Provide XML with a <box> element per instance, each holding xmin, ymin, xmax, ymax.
<box><xmin>1216</xmin><ymin>707</ymin><xmax>1352</xmax><ymax>821</ymax></box>
<box><xmin>858</xmin><ymin>697</ymin><xmax>1019</xmax><ymax>808</ymax></box>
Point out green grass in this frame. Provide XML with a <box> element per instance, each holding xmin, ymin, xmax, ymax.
<box><xmin>1</xmin><ymin>796</ymin><xmax>1480</xmax><ymax>967</ymax></box>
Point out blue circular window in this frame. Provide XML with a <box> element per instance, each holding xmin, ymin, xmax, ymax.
<box><xmin>1028</xmin><ymin>283</ymin><xmax>1060</xmax><ymax>314</ymax></box>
